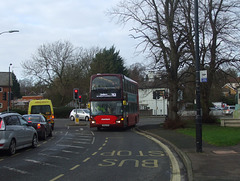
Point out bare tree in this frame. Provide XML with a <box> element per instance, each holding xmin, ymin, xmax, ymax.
<box><xmin>22</xmin><ymin>40</ymin><xmax>77</xmax><ymax>104</ymax></box>
<box><xmin>108</xmin><ymin>0</ymin><xmax>192</xmax><ymax>123</ymax></box>
<box><xmin>190</xmin><ymin>0</ymin><xmax>240</xmax><ymax>122</ymax></box>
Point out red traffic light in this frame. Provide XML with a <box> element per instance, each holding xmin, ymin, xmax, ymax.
<box><xmin>73</xmin><ymin>88</ymin><xmax>79</xmax><ymax>100</ymax></box>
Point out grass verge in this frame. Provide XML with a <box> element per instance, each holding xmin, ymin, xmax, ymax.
<box><xmin>177</xmin><ymin>124</ymin><xmax>240</xmax><ymax>146</ymax></box>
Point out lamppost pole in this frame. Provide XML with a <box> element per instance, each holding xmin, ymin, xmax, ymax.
<box><xmin>8</xmin><ymin>64</ymin><xmax>12</xmax><ymax>112</ymax></box>
<box><xmin>0</xmin><ymin>30</ymin><xmax>19</xmax><ymax>35</ymax></box>
<box><xmin>194</xmin><ymin>0</ymin><xmax>202</xmax><ymax>152</ymax></box>
<box><xmin>0</xmin><ymin>30</ymin><xmax>19</xmax><ymax>112</ymax></box>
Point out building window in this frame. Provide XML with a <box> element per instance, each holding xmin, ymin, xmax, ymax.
<box><xmin>0</xmin><ymin>87</ymin><xmax>2</xmax><ymax>92</ymax></box>
<box><xmin>0</xmin><ymin>103</ymin><xmax>2</xmax><ymax>108</ymax></box>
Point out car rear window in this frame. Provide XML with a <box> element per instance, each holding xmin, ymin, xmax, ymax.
<box><xmin>24</xmin><ymin>116</ymin><xmax>43</xmax><ymax>122</ymax></box>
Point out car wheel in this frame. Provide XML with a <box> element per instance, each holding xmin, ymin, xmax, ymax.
<box><xmin>8</xmin><ymin>139</ymin><xmax>16</xmax><ymax>155</ymax></box>
<box><xmin>70</xmin><ymin>116</ymin><xmax>75</xmax><ymax>121</ymax></box>
<box><xmin>85</xmin><ymin>116</ymin><xmax>89</xmax><ymax>121</ymax></box>
<box><xmin>32</xmin><ymin>134</ymin><xmax>38</xmax><ymax>148</ymax></box>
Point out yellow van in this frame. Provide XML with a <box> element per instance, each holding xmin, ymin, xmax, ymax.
<box><xmin>28</xmin><ymin>99</ymin><xmax>55</xmax><ymax>130</ymax></box>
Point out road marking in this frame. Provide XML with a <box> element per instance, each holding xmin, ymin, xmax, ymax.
<box><xmin>50</xmin><ymin>174</ymin><xmax>64</xmax><ymax>181</ymax></box>
<box><xmin>61</xmin><ymin>150</ymin><xmax>80</xmax><ymax>154</ymax></box>
<box><xmin>135</xmin><ymin>130</ymin><xmax>181</xmax><ymax>181</ymax></box>
<box><xmin>70</xmin><ymin>164</ymin><xmax>80</xmax><ymax>170</ymax></box>
<box><xmin>57</xmin><ymin>144</ymin><xmax>84</xmax><ymax>149</ymax></box>
<box><xmin>73</xmin><ymin>141</ymin><xmax>90</xmax><ymax>144</ymax></box>
<box><xmin>38</xmin><ymin>153</ymin><xmax>70</xmax><ymax>160</ymax></box>
<box><xmin>91</xmin><ymin>136</ymin><xmax>95</xmax><ymax>144</ymax></box>
<box><xmin>98</xmin><ymin>147</ymin><xmax>103</xmax><ymax>151</ymax></box>
<box><xmin>3</xmin><ymin>166</ymin><xmax>29</xmax><ymax>174</ymax></box>
<box><xmin>83</xmin><ymin>157</ymin><xmax>91</xmax><ymax>162</ymax></box>
<box><xmin>25</xmin><ymin>159</ymin><xmax>58</xmax><ymax>167</ymax></box>
<box><xmin>92</xmin><ymin>152</ymin><xmax>98</xmax><ymax>156</ymax></box>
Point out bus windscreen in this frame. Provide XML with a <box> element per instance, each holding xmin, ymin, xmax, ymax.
<box><xmin>91</xmin><ymin>76</ymin><xmax>120</xmax><ymax>90</ymax></box>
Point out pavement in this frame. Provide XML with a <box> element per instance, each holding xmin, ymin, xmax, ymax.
<box><xmin>137</xmin><ymin>124</ymin><xmax>240</xmax><ymax>181</ymax></box>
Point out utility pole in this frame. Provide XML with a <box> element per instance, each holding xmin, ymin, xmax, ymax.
<box><xmin>194</xmin><ymin>0</ymin><xmax>202</xmax><ymax>152</ymax></box>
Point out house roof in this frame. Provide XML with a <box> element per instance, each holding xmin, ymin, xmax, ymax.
<box><xmin>0</xmin><ymin>72</ymin><xmax>13</xmax><ymax>86</ymax></box>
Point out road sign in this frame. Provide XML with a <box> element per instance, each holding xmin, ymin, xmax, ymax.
<box><xmin>200</xmin><ymin>70</ymin><xmax>207</xmax><ymax>82</ymax></box>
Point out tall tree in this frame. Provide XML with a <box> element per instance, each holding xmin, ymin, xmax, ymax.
<box><xmin>128</xmin><ymin>63</ymin><xmax>146</xmax><ymax>87</ymax></box>
<box><xmin>90</xmin><ymin>46</ymin><xmax>128</xmax><ymax>75</ymax></box>
<box><xmin>108</xmin><ymin>0</ymin><xmax>192</xmax><ymax>123</ymax></box>
<box><xmin>12</xmin><ymin>72</ymin><xmax>21</xmax><ymax>98</ymax></box>
<box><xmin>185</xmin><ymin>0</ymin><xmax>240</xmax><ymax>122</ymax></box>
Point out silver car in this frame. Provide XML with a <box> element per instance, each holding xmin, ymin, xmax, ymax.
<box><xmin>0</xmin><ymin>112</ymin><xmax>38</xmax><ymax>155</ymax></box>
<box><xmin>222</xmin><ymin>106</ymin><xmax>235</xmax><ymax>115</ymax></box>
<box><xmin>69</xmin><ymin>109</ymin><xmax>90</xmax><ymax>121</ymax></box>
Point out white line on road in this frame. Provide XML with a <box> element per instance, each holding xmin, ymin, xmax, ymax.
<box><xmin>3</xmin><ymin>166</ymin><xmax>30</xmax><ymax>175</ymax></box>
<box><xmin>24</xmin><ymin>159</ymin><xmax>58</xmax><ymax>167</ymax></box>
<box><xmin>38</xmin><ymin>153</ymin><xmax>70</xmax><ymax>160</ymax></box>
<box><xmin>57</xmin><ymin>144</ymin><xmax>84</xmax><ymax>149</ymax></box>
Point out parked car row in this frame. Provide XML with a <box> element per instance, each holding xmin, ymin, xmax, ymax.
<box><xmin>210</xmin><ymin>105</ymin><xmax>235</xmax><ymax>115</ymax></box>
<box><xmin>0</xmin><ymin>112</ymin><xmax>53</xmax><ymax>155</ymax></box>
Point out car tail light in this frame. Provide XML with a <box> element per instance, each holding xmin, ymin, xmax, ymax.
<box><xmin>37</xmin><ymin>124</ymin><xmax>41</xmax><ymax>129</ymax></box>
<box><xmin>0</xmin><ymin>120</ymin><xmax>6</xmax><ymax>130</ymax></box>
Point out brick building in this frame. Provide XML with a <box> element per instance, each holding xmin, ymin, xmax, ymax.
<box><xmin>0</xmin><ymin>72</ymin><xmax>13</xmax><ymax>112</ymax></box>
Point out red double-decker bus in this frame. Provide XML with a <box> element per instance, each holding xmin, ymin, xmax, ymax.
<box><xmin>89</xmin><ymin>74</ymin><xmax>139</xmax><ymax>130</ymax></box>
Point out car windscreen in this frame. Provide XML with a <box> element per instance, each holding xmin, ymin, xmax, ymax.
<box><xmin>91</xmin><ymin>101</ymin><xmax>123</xmax><ymax>116</ymax></box>
<box><xmin>31</xmin><ymin>105</ymin><xmax>51</xmax><ymax>115</ymax></box>
<box><xmin>91</xmin><ymin>76</ymin><xmax>121</xmax><ymax>90</ymax></box>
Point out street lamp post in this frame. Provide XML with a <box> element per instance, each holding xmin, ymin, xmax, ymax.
<box><xmin>0</xmin><ymin>30</ymin><xmax>19</xmax><ymax>35</ymax></box>
<box><xmin>7</xmin><ymin>64</ymin><xmax>12</xmax><ymax>112</ymax></box>
<box><xmin>194</xmin><ymin>0</ymin><xmax>202</xmax><ymax>152</ymax></box>
<box><xmin>0</xmin><ymin>30</ymin><xmax>19</xmax><ymax>112</ymax></box>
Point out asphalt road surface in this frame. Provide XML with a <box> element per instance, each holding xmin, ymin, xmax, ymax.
<box><xmin>0</xmin><ymin>117</ymin><xmax>185</xmax><ymax>181</ymax></box>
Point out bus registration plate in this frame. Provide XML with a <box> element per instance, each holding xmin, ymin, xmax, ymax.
<box><xmin>102</xmin><ymin>124</ymin><xmax>110</xmax><ymax>127</ymax></box>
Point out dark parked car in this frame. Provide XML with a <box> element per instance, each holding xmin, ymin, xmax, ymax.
<box><xmin>23</xmin><ymin>114</ymin><xmax>52</xmax><ymax>140</ymax></box>
<box><xmin>0</xmin><ymin>112</ymin><xmax>38</xmax><ymax>155</ymax></box>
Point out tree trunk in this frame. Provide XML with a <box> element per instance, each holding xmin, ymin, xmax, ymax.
<box><xmin>167</xmin><ymin>79</ymin><xmax>179</xmax><ymax>121</ymax></box>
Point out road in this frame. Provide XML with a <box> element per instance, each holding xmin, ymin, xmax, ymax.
<box><xmin>0</xmin><ymin>117</ymin><xmax>185</xmax><ymax>181</ymax></box>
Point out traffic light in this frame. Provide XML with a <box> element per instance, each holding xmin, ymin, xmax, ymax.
<box><xmin>73</xmin><ymin>88</ymin><xmax>79</xmax><ymax>100</ymax></box>
<box><xmin>153</xmin><ymin>91</ymin><xmax>156</xmax><ymax>99</ymax></box>
<box><xmin>2</xmin><ymin>92</ymin><xmax>6</xmax><ymax>100</ymax></box>
<box><xmin>78</xmin><ymin>95</ymin><xmax>82</xmax><ymax>103</ymax></box>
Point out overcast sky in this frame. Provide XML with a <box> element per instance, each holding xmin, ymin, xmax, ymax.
<box><xmin>0</xmin><ymin>0</ymin><xmax>150</xmax><ymax>80</ymax></box>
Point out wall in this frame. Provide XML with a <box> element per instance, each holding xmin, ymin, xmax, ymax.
<box><xmin>0</xmin><ymin>86</ymin><xmax>11</xmax><ymax>112</ymax></box>
<box><xmin>139</xmin><ymin>88</ymin><xmax>168</xmax><ymax>116</ymax></box>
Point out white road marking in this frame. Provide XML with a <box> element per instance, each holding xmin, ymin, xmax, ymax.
<box><xmin>24</xmin><ymin>159</ymin><xmax>58</xmax><ymax>167</ymax></box>
<box><xmin>3</xmin><ymin>166</ymin><xmax>30</xmax><ymax>175</ymax></box>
